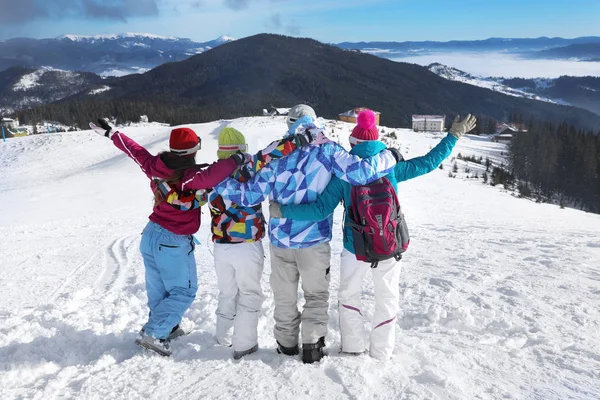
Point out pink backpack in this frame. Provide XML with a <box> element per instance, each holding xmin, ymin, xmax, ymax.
<box><xmin>348</xmin><ymin>177</ymin><xmax>410</xmax><ymax>268</ymax></box>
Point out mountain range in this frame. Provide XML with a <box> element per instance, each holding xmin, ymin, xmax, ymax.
<box><xmin>337</xmin><ymin>37</ymin><xmax>600</xmax><ymax>60</ymax></box>
<box><xmin>8</xmin><ymin>34</ymin><xmax>600</xmax><ymax>132</ymax></box>
<box><xmin>427</xmin><ymin>63</ymin><xmax>600</xmax><ymax>116</ymax></box>
<box><xmin>0</xmin><ymin>33</ymin><xmax>235</xmax><ymax>76</ymax></box>
<box><xmin>534</xmin><ymin>43</ymin><xmax>600</xmax><ymax>62</ymax></box>
<box><xmin>2</xmin><ymin>34</ymin><xmax>600</xmax><ymax>79</ymax></box>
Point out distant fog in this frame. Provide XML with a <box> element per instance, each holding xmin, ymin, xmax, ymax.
<box><xmin>391</xmin><ymin>52</ymin><xmax>600</xmax><ymax>78</ymax></box>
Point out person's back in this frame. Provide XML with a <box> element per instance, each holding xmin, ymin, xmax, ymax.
<box><xmin>212</xmin><ymin>106</ymin><xmax>402</xmax><ymax>363</ymax></box>
<box><xmin>91</xmin><ymin>120</ymin><xmax>243</xmax><ymax>357</ymax></box>
<box><xmin>155</xmin><ymin>125</ymin><xmax>326</xmax><ymax>359</ymax></box>
<box><xmin>277</xmin><ymin>110</ymin><xmax>477</xmax><ymax>360</ymax></box>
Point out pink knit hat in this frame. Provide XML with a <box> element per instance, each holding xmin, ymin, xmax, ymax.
<box><xmin>350</xmin><ymin>110</ymin><xmax>379</xmax><ymax>145</ymax></box>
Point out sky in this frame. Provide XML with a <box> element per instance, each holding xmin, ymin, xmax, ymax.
<box><xmin>0</xmin><ymin>0</ymin><xmax>598</xmax><ymax>43</ymax></box>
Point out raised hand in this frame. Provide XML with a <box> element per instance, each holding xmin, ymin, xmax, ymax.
<box><xmin>89</xmin><ymin>118</ymin><xmax>114</xmax><ymax>138</ymax></box>
<box><xmin>296</xmin><ymin>126</ymin><xmax>331</xmax><ymax>146</ymax></box>
<box><xmin>230</xmin><ymin>151</ymin><xmax>252</xmax><ymax>166</ymax></box>
<box><xmin>449</xmin><ymin>114</ymin><xmax>477</xmax><ymax>139</ymax></box>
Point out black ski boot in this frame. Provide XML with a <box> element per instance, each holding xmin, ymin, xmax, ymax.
<box><xmin>276</xmin><ymin>341</ymin><xmax>300</xmax><ymax>356</ymax></box>
<box><xmin>302</xmin><ymin>337</ymin><xmax>325</xmax><ymax>364</ymax></box>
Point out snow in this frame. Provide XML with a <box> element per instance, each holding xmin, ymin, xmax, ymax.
<box><xmin>59</xmin><ymin>33</ymin><xmax>179</xmax><ymax>42</ymax></box>
<box><xmin>12</xmin><ymin>67</ymin><xmax>74</xmax><ymax>91</ymax></box>
<box><xmin>89</xmin><ymin>86</ymin><xmax>111</xmax><ymax>95</ymax></box>
<box><xmin>214</xmin><ymin>35</ymin><xmax>236</xmax><ymax>44</ymax></box>
<box><xmin>100</xmin><ymin>67</ymin><xmax>150</xmax><ymax>77</ymax></box>
<box><xmin>428</xmin><ymin>64</ymin><xmax>565</xmax><ymax>104</ymax></box>
<box><xmin>0</xmin><ymin>117</ymin><xmax>599</xmax><ymax>399</ymax></box>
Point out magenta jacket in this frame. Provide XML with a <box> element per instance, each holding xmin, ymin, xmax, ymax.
<box><xmin>111</xmin><ymin>131</ymin><xmax>237</xmax><ymax>235</ymax></box>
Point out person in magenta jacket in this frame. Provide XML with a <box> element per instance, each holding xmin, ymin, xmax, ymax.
<box><xmin>90</xmin><ymin>119</ymin><xmax>249</xmax><ymax>356</ymax></box>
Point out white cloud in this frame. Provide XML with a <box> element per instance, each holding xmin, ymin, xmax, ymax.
<box><xmin>393</xmin><ymin>52</ymin><xmax>600</xmax><ymax>79</ymax></box>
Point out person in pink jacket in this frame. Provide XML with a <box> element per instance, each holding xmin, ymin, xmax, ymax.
<box><xmin>90</xmin><ymin>119</ymin><xmax>249</xmax><ymax>356</ymax></box>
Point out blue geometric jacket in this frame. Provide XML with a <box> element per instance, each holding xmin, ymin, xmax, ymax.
<box><xmin>212</xmin><ymin>119</ymin><xmax>399</xmax><ymax>249</ymax></box>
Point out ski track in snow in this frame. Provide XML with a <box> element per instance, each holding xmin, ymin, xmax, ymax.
<box><xmin>0</xmin><ymin>118</ymin><xmax>599</xmax><ymax>400</ymax></box>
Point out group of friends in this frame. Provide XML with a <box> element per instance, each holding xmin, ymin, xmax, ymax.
<box><xmin>90</xmin><ymin>105</ymin><xmax>476</xmax><ymax>363</ymax></box>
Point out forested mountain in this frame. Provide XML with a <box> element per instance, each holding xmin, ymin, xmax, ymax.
<box><xmin>427</xmin><ymin>63</ymin><xmax>600</xmax><ymax>117</ymax></box>
<box><xmin>501</xmin><ymin>76</ymin><xmax>600</xmax><ymax>116</ymax></box>
<box><xmin>0</xmin><ymin>66</ymin><xmax>104</xmax><ymax>115</ymax></box>
<box><xmin>534</xmin><ymin>43</ymin><xmax>600</xmax><ymax>61</ymax></box>
<box><xmin>15</xmin><ymin>34</ymin><xmax>600</xmax><ymax>131</ymax></box>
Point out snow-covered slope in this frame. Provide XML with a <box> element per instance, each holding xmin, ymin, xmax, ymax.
<box><xmin>428</xmin><ymin>63</ymin><xmax>565</xmax><ymax>104</ymax></box>
<box><xmin>0</xmin><ymin>118</ymin><xmax>599</xmax><ymax>399</ymax></box>
<box><xmin>0</xmin><ymin>66</ymin><xmax>104</xmax><ymax>115</ymax></box>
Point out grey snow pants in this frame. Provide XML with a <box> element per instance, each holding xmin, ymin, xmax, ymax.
<box><xmin>269</xmin><ymin>242</ymin><xmax>331</xmax><ymax>347</ymax></box>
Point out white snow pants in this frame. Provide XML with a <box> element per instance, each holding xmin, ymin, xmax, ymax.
<box><xmin>339</xmin><ymin>249</ymin><xmax>401</xmax><ymax>360</ymax></box>
<box><xmin>270</xmin><ymin>242</ymin><xmax>331</xmax><ymax>347</ymax></box>
<box><xmin>213</xmin><ymin>241</ymin><xmax>265</xmax><ymax>352</ymax></box>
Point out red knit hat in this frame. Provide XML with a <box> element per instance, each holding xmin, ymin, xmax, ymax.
<box><xmin>169</xmin><ymin>127</ymin><xmax>200</xmax><ymax>156</ymax></box>
<box><xmin>350</xmin><ymin>110</ymin><xmax>379</xmax><ymax>145</ymax></box>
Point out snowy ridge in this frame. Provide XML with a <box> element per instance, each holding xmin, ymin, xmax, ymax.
<box><xmin>100</xmin><ymin>67</ymin><xmax>150</xmax><ymax>77</ymax></box>
<box><xmin>0</xmin><ymin>117</ymin><xmax>599</xmax><ymax>399</ymax></box>
<box><xmin>89</xmin><ymin>86</ymin><xmax>111</xmax><ymax>95</ymax></box>
<box><xmin>12</xmin><ymin>66</ymin><xmax>75</xmax><ymax>91</ymax></box>
<box><xmin>428</xmin><ymin>63</ymin><xmax>565</xmax><ymax>104</ymax></box>
<box><xmin>59</xmin><ymin>33</ymin><xmax>180</xmax><ymax>42</ymax></box>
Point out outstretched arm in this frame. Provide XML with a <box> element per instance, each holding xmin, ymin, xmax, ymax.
<box><xmin>155</xmin><ymin>180</ymin><xmax>208</xmax><ymax>210</ymax></box>
<box><xmin>395</xmin><ymin>134</ymin><xmax>457</xmax><ymax>182</ymax></box>
<box><xmin>111</xmin><ymin>132</ymin><xmax>173</xmax><ymax>179</ymax></box>
<box><xmin>212</xmin><ymin>161</ymin><xmax>277</xmax><ymax>206</ymax></box>
<box><xmin>90</xmin><ymin>119</ymin><xmax>173</xmax><ymax>179</ymax></box>
<box><xmin>247</xmin><ymin>129</ymin><xmax>324</xmax><ymax>175</ymax></box>
<box><xmin>329</xmin><ymin>142</ymin><xmax>399</xmax><ymax>185</ymax></box>
<box><xmin>394</xmin><ymin>114</ymin><xmax>475</xmax><ymax>182</ymax></box>
<box><xmin>180</xmin><ymin>158</ymin><xmax>239</xmax><ymax>191</ymax></box>
<box><xmin>162</xmin><ymin>131</ymin><xmax>315</xmax><ymax>210</ymax></box>
<box><xmin>279</xmin><ymin>176</ymin><xmax>345</xmax><ymax>221</ymax></box>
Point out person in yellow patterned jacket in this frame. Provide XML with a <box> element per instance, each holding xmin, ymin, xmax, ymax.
<box><xmin>157</xmin><ymin>125</ymin><xmax>328</xmax><ymax>359</ymax></box>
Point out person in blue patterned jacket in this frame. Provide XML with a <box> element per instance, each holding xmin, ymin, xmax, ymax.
<box><xmin>272</xmin><ymin>110</ymin><xmax>476</xmax><ymax>360</ymax></box>
<box><xmin>211</xmin><ymin>104</ymin><xmax>403</xmax><ymax>363</ymax></box>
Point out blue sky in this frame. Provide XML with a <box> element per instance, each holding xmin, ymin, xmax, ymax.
<box><xmin>0</xmin><ymin>0</ymin><xmax>597</xmax><ymax>42</ymax></box>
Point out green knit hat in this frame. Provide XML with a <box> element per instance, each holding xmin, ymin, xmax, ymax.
<box><xmin>217</xmin><ymin>127</ymin><xmax>247</xmax><ymax>159</ymax></box>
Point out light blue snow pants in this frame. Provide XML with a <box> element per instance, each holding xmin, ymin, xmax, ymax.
<box><xmin>140</xmin><ymin>221</ymin><xmax>198</xmax><ymax>339</ymax></box>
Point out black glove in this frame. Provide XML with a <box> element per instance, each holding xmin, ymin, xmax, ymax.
<box><xmin>295</xmin><ymin>130</ymin><xmax>312</xmax><ymax>147</ymax></box>
<box><xmin>388</xmin><ymin>147</ymin><xmax>404</xmax><ymax>163</ymax></box>
<box><xmin>295</xmin><ymin>126</ymin><xmax>330</xmax><ymax>147</ymax></box>
<box><xmin>89</xmin><ymin>118</ymin><xmax>114</xmax><ymax>138</ymax></box>
<box><xmin>230</xmin><ymin>151</ymin><xmax>252</xmax><ymax>166</ymax></box>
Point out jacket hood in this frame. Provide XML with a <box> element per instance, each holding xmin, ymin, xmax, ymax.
<box><xmin>349</xmin><ymin>140</ymin><xmax>387</xmax><ymax>158</ymax></box>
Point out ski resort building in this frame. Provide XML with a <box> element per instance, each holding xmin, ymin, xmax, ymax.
<box><xmin>493</xmin><ymin>124</ymin><xmax>527</xmax><ymax>144</ymax></box>
<box><xmin>1</xmin><ymin>118</ymin><xmax>19</xmax><ymax>129</ymax></box>
<box><xmin>338</xmin><ymin>107</ymin><xmax>381</xmax><ymax>125</ymax></box>
<box><xmin>412</xmin><ymin>115</ymin><xmax>445</xmax><ymax>132</ymax></box>
<box><xmin>262</xmin><ymin>107</ymin><xmax>289</xmax><ymax>116</ymax></box>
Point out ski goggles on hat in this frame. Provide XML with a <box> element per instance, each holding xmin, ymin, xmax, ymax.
<box><xmin>170</xmin><ymin>136</ymin><xmax>202</xmax><ymax>155</ymax></box>
<box><xmin>349</xmin><ymin>135</ymin><xmax>367</xmax><ymax>146</ymax></box>
<box><xmin>218</xmin><ymin>143</ymin><xmax>248</xmax><ymax>152</ymax></box>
